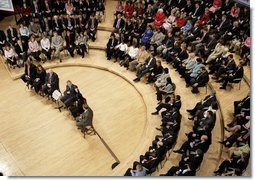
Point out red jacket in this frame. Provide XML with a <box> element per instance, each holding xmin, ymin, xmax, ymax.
<box><xmin>176</xmin><ymin>17</ymin><xmax>186</xmax><ymax>28</ymax></box>
<box><xmin>124</xmin><ymin>4</ymin><xmax>134</xmax><ymax>18</ymax></box>
<box><xmin>197</xmin><ymin>12</ymin><xmax>210</xmax><ymax>27</ymax></box>
<box><xmin>154</xmin><ymin>12</ymin><xmax>166</xmax><ymax>27</ymax></box>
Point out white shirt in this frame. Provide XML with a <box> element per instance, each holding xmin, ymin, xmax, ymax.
<box><xmin>4</xmin><ymin>48</ymin><xmax>15</xmax><ymax>59</ymax></box>
<box><xmin>19</xmin><ymin>26</ymin><xmax>30</xmax><ymax>37</ymax></box>
<box><xmin>116</xmin><ymin>43</ymin><xmax>128</xmax><ymax>52</ymax></box>
<box><xmin>41</xmin><ymin>38</ymin><xmax>50</xmax><ymax>51</ymax></box>
<box><xmin>128</xmin><ymin>46</ymin><xmax>139</xmax><ymax>59</ymax></box>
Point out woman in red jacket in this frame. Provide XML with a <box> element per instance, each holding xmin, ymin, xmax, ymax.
<box><xmin>154</xmin><ymin>9</ymin><xmax>166</xmax><ymax>27</ymax></box>
<box><xmin>209</xmin><ymin>0</ymin><xmax>222</xmax><ymax>13</ymax></box>
<box><xmin>197</xmin><ymin>8</ymin><xmax>210</xmax><ymax>27</ymax></box>
<box><xmin>124</xmin><ymin>1</ymin><xmax>134</xmax><ymax>19</ymax></box>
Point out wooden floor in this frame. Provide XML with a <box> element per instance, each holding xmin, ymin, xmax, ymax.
<box><xmin>0</xmin><ymin>0</ymin><xmax>251</xmax><ymax>176</ymax></box>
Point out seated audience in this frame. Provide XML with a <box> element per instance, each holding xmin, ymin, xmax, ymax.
<box><xmin>4</xmin><ymin>44</ymin><xmax>20</xmax><ymax>69</ymax></box>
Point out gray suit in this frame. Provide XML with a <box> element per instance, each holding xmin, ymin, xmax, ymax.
<box><xmin>76</xmin><ymin>107</ymin><xmax>93</xmax><ymax>128</ymax></box>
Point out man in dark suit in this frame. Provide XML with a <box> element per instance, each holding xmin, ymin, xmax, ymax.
<box><xmin>6</xmin><ymin>26</ymin><xmax>18</xmax><ymax>45</ymax></box>
<box><xmin>20</xmin><ymin>60</ymin><xmax>37</xmax><ymax>88</ymax></box>
<box><xmin>213</xmin><ymin>54</ymin><xmax>236</xmax><ymax>80</ymax></box>
<box><xmin>187</xmin><ymin>92</ymin><xmax>216</xmax><ymax>116</ymax></box>
<box><xmin>60</xmin><ymin>80</ymin><xmax>78</xmax><ymax>108</ymax></box>
<box><xmin>52</xmin><ymin>15</ymin><xmax>63</xmax><ymax>34</ymax></box>
<box><xmin>0</xmin><ymin>30</ymin><xmax>6</xmax><ymax>55</ymax></box>
<box><xmin>233</xmin><ymin>93</ymin><xmax>250</xmax><ymax>116</ymax></box>
<box><xmin>106</xmin><ymin>34</ymin><xmax>118</xmax><ymax>60</ymax></box>
<box><xmin>76</xmin><ymin>104</ymin><xmax>94</xmax><ymax>129</ymax></box>
<box><xmin>216</xmin><ymin>15</ymin><xmax>231</xmax><ymax>35</ymax></box>
<box><xmin>87</xmin><ymin>15</ymin><xmax>98</xmax><ymax>42</ymax></box>
<box><xmin>196</xmin><ymin>34</ymin><xmax>217</xmax><ymax>59</ymax></box>
<box><xmin>15</xmin><ymin>39</ymin><xmax>27</xmax><ymax>65</ymax></box>
<box><xmin>64</xmin><ymin>15</ymin><xmax>75</xmax><ymax>32</ymax></box>
<box><xmin>40</xmin><ymin>17</ymin><xmax>53</xmax><ymax>34</ymax></box>
<box><xmin>41</xmin><ymin>69</ymin><xmax>59</xmax><ymax>96</ymax></box>
<box><xmin>31</xmin><ymin>0</ymin><xmax>42</xmax><ymax>17</ymax></box>
<box><xmin>220</xmin><ymin>64</ymin><xmax>244</xmax><ymax>89</ymax></box>
<box><xmin>152</xmin><ymin>96</ymin><xmax>172</xmax><ymax>115</ymax></box>
<box><xmin>113</xmin><ymin>14</ymin><xmax>125</xmax><ymax>34</ymax></box>
<box><xmin>174</xmin><ymin>95</ymin><xmax>182</xmax><ymax>110</ymax></box>
<box><xmin>194</xmin><ymin>111</ymin><xmax>216</xmax><ymax>133</ymax></box>
<box><xmin>65</xmin><ymin>30</ymin><xmax>75</xmax><ymax>57</ymax></box>
<box><xmin>131</xmin><ymin>17</ymin><xmax>146</xmax><ymax>46</ymax></box>
<box><xmin>184</xmin><ymin>22</ymin><xmax>201</xmax><ymax>43</ymax></box>
<box><xmin>179</xmin><ymin>149</ymin><xmax>204</xmax><ymax>171</ymax></box>
<box><xmin>190</xmin><ymin>67</ymin><xmax>209</xmax><ymax>94</ymax></box>
<box><xmin>133</xmin><ymin>55</ymin><xmax>156</xmax><ymax>82</ymax></box>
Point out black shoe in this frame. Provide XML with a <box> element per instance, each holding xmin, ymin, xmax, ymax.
<box><xmin>214</xmin><ymin>170</ymin><xmax>219</xmax><ymax>174</ymax></box>
<box><xmin>133</xmin><ymin>78</ymin><xmax>140</xmax><ymax>82</ymax></box>
<box><xmin>173</xmin><ymin>150</ymin><xmax>183</xmax><ymax>154</ymax></box>
<box><xmin>188</xmin><ymin>117</ymin><xmax>194</xmax><ymax>120</ymax></box>
<box><xmin>220</xmin><ymin>86</ymin><xmax>226</xmax><ymax>89</ymax></box>
<box><xmin>218</xmin><ymin>141</ymin><xmax>225</xmax><ymax>144</ymax></box>
<box><xmin>151</xmin><ymin>112</ymin><xmax>158</xmax><ymax>115</ymax></box>
<box><xmin>155</xmin><ymin>127</ymin><xmax>161</xmax><ymax>131</ymax></box>
<box><xmin>216</xmin><ymin>79</ymin><xmax>223</xmax><ymax>83</ymax></box>
<box><xmin>186</xmin><ymin>109</ymin><xmax>193</xmax><ymax>113</ymax></box>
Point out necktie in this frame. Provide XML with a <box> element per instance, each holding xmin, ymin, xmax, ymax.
<box><xmin>117</xmin><ymin>19</ymin><xmax>120</xmax><ymax>29</ymax></box>
<box><xmin>91</xmin><ymin>19</ymin><xmax>94</xmax><ymax>29</ymax></box>
<box><xmin>28</xmin><ymin>65</ymin><xmax>30</xmax><ymax>76</ymax></box>
<box><xmin>219</xmin><ymin>20</ymin><xmax>225</xmax><ymax>29</ymax></box>
<box><xmin>207</xmin><ymin>39</ymin><xmax>213</xmax><ymax>48</ymax></box>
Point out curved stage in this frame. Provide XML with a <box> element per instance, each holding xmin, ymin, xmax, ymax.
<box><xmin>0</xmin><ymin>64</ymin><xmax>157</xmax><ymax>176</ymax></box>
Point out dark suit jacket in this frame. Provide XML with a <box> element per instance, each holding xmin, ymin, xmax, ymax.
<box><xmin>52</xmin><ymin>19</ymin><xmax>63</xmax><ymax>32</ymax></box>
<box><xmin>226</xmin><ymin>59</ymin><xmax>236</xmax><ymax>72</ymax></box>
<box><xmin>144</xmin><ymin>57</ymin><xmax>156</xmax><ymax>69</ymax></box>
<box><xmin>45</xmin><ymin>72</ymin><xmax>59</xmax><ymax>91</ymax></box>
<box><xmin>205</xmin><ymin>39</ymin><xmax>217</xmax><ymax>51</ymax></box>
<box><xmin>41</xmin><ymin>19</ymin><xmax>53</xmax><ymax>32</ymax></box>
<box><xmin>24</xmin><ymin>63</ymin><xmax>37</xmax><ymax>80</ymax></box>
<box><xmin>79</xmin><ymin>107</ymin><xmax>93</xmax><ymax>126</ymax></box>
<box><xmin>202</xmin><ymin>95</ymin><xmax>216</xmax><ymax>108</ymax></box>
<box><xmin>133</xmin><ymin>22</ymin><xmax>147</xmax><ymax>36</ymax></box>
<box><xmin>196</xmin><ymin>71</ymin><xmax>209</xmax><ymax>86</ymax></box>
<box><xmin>192</xmin><ymin>7</ymin><xmax>203</xmax><ymax>18</ymax></box>
<box><xmin>232</xmin><ymin>67</ymin><xmax>244</xmax><ymax>80</ymax></box>
<box><xmin>162</xmin><ymin>36</ymin><xmax>174</xmax><ymax>48</ymax></box>
<box><xmin>107</xmin><ymin>38</ymin><xmax>118</xmax><ymax>49</ymax></box>
<box><xmin>113</xmin><ymin>18</ymin><xmax>125</xmax><ymax>30</ymax></box>
<box><xmin>65</xmin><ymin>33</ymin><xmax>75</xmax><ymax>47</ymax></box>
<box><xmin>64</xmin><ymin>84</ymin><xmax>78</xmax><ymax>97</ymax></box>
<box><xmin>6</xmin><ymin>28</ymin><xmax>18</xmax><ymax>40</ymax></box>
<box><xmin>15</xmin><ymin>43</ymin><xmax>27</xmax><ymax>55</ymax></box>
<box><xmin>0</xmin><ymin>30</ymin><xmax>6</xmax><ymax>43</ymax></box>
<box><xmin>31</xmin><ymin>3</ymin><xmax>42</xmax><ymax>14</ymax></box>
<box><xmin>87</xmin><ymin>18</ymin><xmax>98</xmax><ymax>30</ymax></box>
<box><xmin>64</xmin><ymin>18</ymin><xmax>75</xmax><ymax>29</ymax></box>
<box><xmin>174</xmin><ymin>100</ymin><xmax>182</xmax><ymax>110</ymax></box>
